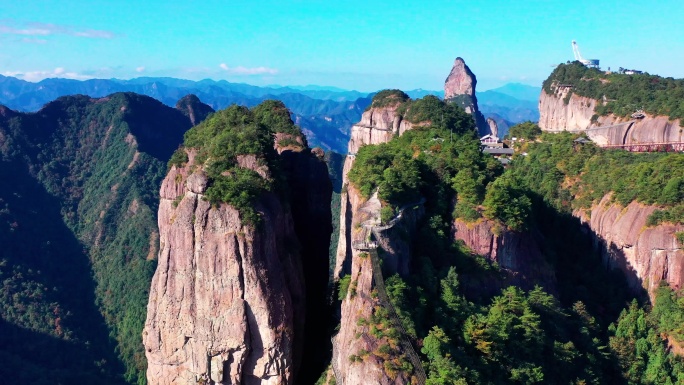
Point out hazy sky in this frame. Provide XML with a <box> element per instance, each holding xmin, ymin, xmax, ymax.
<box><xmin>1</xmin><ymin>0</ymin><xmax>682</xmax><ymax>92</ymax></box>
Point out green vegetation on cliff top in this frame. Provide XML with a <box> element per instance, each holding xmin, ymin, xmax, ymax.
<box><xmin>177</xmin><ymin>100</ymin><xmax>306</xmax><ymax>225</ymax></box>
<box><xmin>508</xmin><ymin>128</ymin><xmax>684</xmax><ymax>226</ymax></box>
<box><xmin>544</xmin><ymin>61</ymin><xmax>684</xmax><ymax>120</ymax></box>
<box><xmin>350</xmin><ymin>94</ymin><xmax>536</xmax><ymax>231</ymax></box>
<box><xmin>345</xmin><ymin>103</ymin><xmax>684</xmax><ymax>384</ymax></box>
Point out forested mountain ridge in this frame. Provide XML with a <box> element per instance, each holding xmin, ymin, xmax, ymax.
<box><xmin>0</xmin><ymin>92</ymin><xmax>210</xmax><ymax>384</ymax></box>
<box><xmin>0</xmin><ymin>74</ymin><xmax>370</xmax><ymax>153</ymax></box>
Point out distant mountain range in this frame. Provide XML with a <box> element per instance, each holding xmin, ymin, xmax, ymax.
<box><xmin>0</xmin><ymin>75</ymin><xmax>540</xmax><ymax>150</ymax></box>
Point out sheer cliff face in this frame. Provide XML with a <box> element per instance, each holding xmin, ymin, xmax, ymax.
<box><xmin>444</xmin><ymin>57</ymin><xmax>490</xmax><ymax>137</ymax></box>
<box><xmin>336</xmin><ymin>103</ymin><xmax>413</xmax><ymax>277</ymax></box>
<box><xmin>539</xmin><ymin>87</ymin><xmax>683</xmax><ymax>145</ymax></box>
<box><xmin>444</xmin><ymin>57</ymin><xmax>476</xmax><ymax>99</ymax></box>
<box><xmin>143</xmin><ymin>153</ymin><xmax>305</xmax><ymax>385</ymax></box>
<box><xmin>333</xmin><ymin>103</ymin><xmax>420</xmax><ymax>384</ymax></box>
<box><xmin>347</xmin><ymin>104</ymin><xmax>414</xmax><ymax>155</ymax></box>
<box><xmin>333</xmin><ymin>186</ymin><xmax>418</xmax><ymax>385</ymax></box>
<box><xmin>453</xmin><ymin>218</ymin><xmax>556</xmax><ymax>294</ymax></box>
<box><xmin>143</xmin><ymin>100</ymin><xmax>333</xmax><ymax>385</ymax></box>
<box><xmin>576</xmin><ymin>195</ymin><xmax>684</xmax><ymax>298</ymax></box>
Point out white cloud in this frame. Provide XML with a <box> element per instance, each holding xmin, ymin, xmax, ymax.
<box><xmin>136</xmin><ymin>66</ymin><xmax>146</xmax><ymax>73</ymax></box>
<box><xmin>0</xmin><ymin>21</ymin><xmax>116</xmax><ymax>39</ymax></box>
<box><xmin>20</xmin><ymin>37</ymin><xmax>47</xmax><ymax>44</ymax></box>
<box><xmin>219</xmin><ymin>63</ymin><xmax>278</xmax><ymax>75</ymax></box>
<box><xmin>2</xmin><ymin>67</ymin><xmax>93</xmax><ymax>82</ymax></box>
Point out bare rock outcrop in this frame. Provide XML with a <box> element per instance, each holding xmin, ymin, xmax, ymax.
<box><xmin>443</xmin><ymin>57</ymin><xmax>490</xmax><ymax>137</ymax></box>
<box><xmin>486</xmin><ymin>117</ymin><xmax>499</xmax><ymax>139</ymax></box>
<box><xmin>175</xmin><ymin>94</ymin><xmax>215</xmax><ymax>126</ymax></box>
<box><xmin>575</xmin><ymin>194</ymin><xmax>684</xmax><ymax>298</ymax></box>
<box><xmin>538</xmin><ymin>88</ymin><xmax>683</xmax><ymax>146</ymax></box>
<box><xmin>332</xmin><ymin>186</ymin><xmax>419</xmax><ymax>385</ymax></box>
<box><xmin>143</xmin><ymin>157</ymin><xmax>306</xmax><ymax>385</ymax></box>
<box><xmin>444</xmin><ymin>57</ymin><xmax>476</xmax><ymax>99</ymax></box>
<box><xmin>453</xmin><ymin>218</ymin><xmax>556</xmax><ymax>295</ymax></box>
<box><xmin>348</xmin><ymin>103</ymin><xmax>414</xmax><ymax>155</ymax></box>
<box><xmin>336</xmin><ymin>101</ymin><xmax>417</xmax><ymax>276</ymax></box>
<box><xmin>333</xmin><ymin>101</ymin><xmax>423</xmax><ymax>383</ymax></box>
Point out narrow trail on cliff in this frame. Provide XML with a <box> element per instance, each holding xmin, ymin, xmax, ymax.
<box><xmin>334</xmin><ymin>196</ymin><xmax>428</xmax><ymax>385</ymax></box>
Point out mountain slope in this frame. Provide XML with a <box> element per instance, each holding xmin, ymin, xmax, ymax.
<box><xmin>0</xmin><ymin>93</ymin><xmax>206</xmax><ymax>383</ymax></box>
<box><xmin>0</xmin><ymin>75</ymin><xmax>372</xmax><ymax>153</ymax></box>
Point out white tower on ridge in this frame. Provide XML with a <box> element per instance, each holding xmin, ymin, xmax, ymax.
<box><xmin>572</xmin><ymin>40</ymin><xmax>600</xmax><ymax>68</ymax></box>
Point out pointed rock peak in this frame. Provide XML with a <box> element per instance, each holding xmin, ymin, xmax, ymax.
<box><xmin>175</xmin><ymin>94</ymin><xmax>215</xmax><ymax>126</ymax></box>
<box><xmin>486</xmin><ymin>117</ymin><xmax>499</xmax><ymax>139</ymax></box>
<box><xmin>444</xmin><ymin>57</ymin><xmax>477</xmax><ymax>100</ymax></box>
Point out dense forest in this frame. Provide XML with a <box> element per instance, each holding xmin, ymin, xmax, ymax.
<box><xmin>544</xmin><ymin>62</ymin><xmax>684</xmax><ymax>120</ymax></box>
<box><xmin>342</xmin><ymin>92</ymin><xmax>684</xmax><ymax>384</ymax></box>
<box><xmin>0</xmin><ymin>93</ymin><xmax>199</xmax><ymax>384</ymax></box>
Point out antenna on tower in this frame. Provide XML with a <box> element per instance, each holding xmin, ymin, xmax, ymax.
<box><xmin>571</xmin><ymin>40</ymin><xmax>600</xmax><ymax>69</ymax></box>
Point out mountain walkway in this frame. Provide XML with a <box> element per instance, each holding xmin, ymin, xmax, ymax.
<box><xmin>332</xmin><ymin>197</ymin><xmax>427</xmax><ymax>385</ymax></box>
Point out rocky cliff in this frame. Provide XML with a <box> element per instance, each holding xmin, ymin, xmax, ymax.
<box><xmin>335</xmin><ymin>99</ymin><xmax>416</xmax><ymax>276</ymax></box>
<box><xmin>143</xmin><ymin>102</ymin><xmax>332</xmax><ymax>385</ymax></box>
<box><xmin>575</xmin><ymin>194</ymin><xmax>684</xmax><ymax>298</ymax></box>
<box><xmin>347</xmin><ymin>103</ymin><xmax>414</xmax><ymax>155</ymax></box>
<box><xmin>176</xmin><ymin>94</ymin><xmax>215</xmax><ymax>126</ymax></box>
<box><xmin>539</xmin><ymin>84</ymin><xmax>683</xmax><ymax>146</ymax></box>
<box><xmin>143</xmin><ymin>155</ymin><xmax>305</xmax><ymax>385</ymax></box>
<box><xmin>332</xmin><ymin>95</ymin><xmax>424</xmax><ymax>383</ymax></box>
<box><xmin>444</xmin><ymin>57</ymin><xmax>490</xmax><ymax>137</ymax></box>
<box><xmin>453</xmin><ymin>218</ymin><xmax>556</xmax><ymax>294</ymax></box>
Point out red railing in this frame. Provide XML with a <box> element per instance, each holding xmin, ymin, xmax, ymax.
<box><xmin>601</xmin><ymin>142</ymin><xmax>684</xmax><ymax>152</ymax></box>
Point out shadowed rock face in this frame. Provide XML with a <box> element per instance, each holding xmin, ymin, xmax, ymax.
<box><xmin>453</xmin><ymin>218</ymin><xmax>556</xmax><ymax>296</ymax></box>
<box><xmin>575</xmin><ymin>194</ymin><xmax>684</xmax><ymax>300</ymax></box>
<box><xmin>444</xmin><ymin>57</ymin><xmax>490</xmax><ymax>137</ymax></box>
<box><xmin>175</xmin><ymin>94</ymin><xmax>215</xmax><ymax>126</ymax></box>
<box><xmin>144</xmin><ymin>122</ymin><xmax>332</xmax><ymax>385</ymax></box>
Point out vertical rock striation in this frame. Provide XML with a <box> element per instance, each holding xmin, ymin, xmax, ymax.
<box><xmin>143</xmin><ymin>155</ymin><xmax>306</xmax><ymax>385</ymax></box>
<box><xmin>143</xmin><ymin>102</ymin><xmax>331</xmax><ymax>385</ymax></box>
<box><xmin>575</xmin><ymin>195</ymin><xmax>684</xmax><ymax>299</ymax></box>
<box><xmin>444</xmin><ymin>57</ymin><xmax>490</xmax><ymax>137</ymax></box>
<box><xmin>538</xmin><ymin>87</ymin><xmax>683</xmax><ymax>146</ymax></box>
<box><xmin>453</xmin><ymin>218</ymin><xmax>556</xmax><ymax>295</ymax></box>
<box><xmin>333</xmin><ymin>98</ymin><xmax>422</xmax><ymax>383</ymax></box>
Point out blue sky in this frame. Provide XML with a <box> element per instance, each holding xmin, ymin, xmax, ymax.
<box><xmin>1</xmin><ymin>0</ymin><xmax>682</xmax><ymax>92</ymax></box>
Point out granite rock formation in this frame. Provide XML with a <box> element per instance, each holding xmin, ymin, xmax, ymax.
<box><xmin>453</xmin><ymin>218</ymin><xmax>556</xmax><ymax>295</ymax></box>
<box><xmin>333</xmin><ymin>96</ymin><xmax>422</xmax><ymax>383</ymax></box>
<box><xmin>486</xmin><ymin>117</ymin><xmax>499</xmax><ymax>138</ymax></box>
<box><xmin>444</xmin><ymin>57</ymin><xmax>490</xmax><ymax>137</ymax></box>
<box><xmin>143</xmin><ymin>152</ymin><xmax>306</xmax><ymax>385</ymax></box>
<box><xmin>575</xmin><ymin>194</ymin><xmax>684</xmax><ymax>299</ymax></box>
<box><xmin>143</xmin><ymin>106</ymin><xmax>332</xmax><ymax>385</ymax></box>
<box><xmin>538</xmin><ymin>86</ymin><xmax>683</xmax><ymax>146</ymax></box>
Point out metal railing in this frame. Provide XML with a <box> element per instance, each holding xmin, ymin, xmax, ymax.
<box><xmin>333</xmin><ymin>196</ymin><xmax>428</xmax><ymax>385</ymax></box>
<box><xmin>369</xmin><ymin>249</ymin><xmax>427</xmax><ymax>384</ymax></box>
